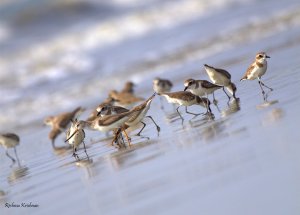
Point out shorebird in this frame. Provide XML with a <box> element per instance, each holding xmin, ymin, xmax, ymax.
<box><xmin>81</xmin><ymin>109</ymin><xmax>140</xmax><ymax>146</ymax></box>
<box><xmin>204</xmin><ymin>64</ymin><xmax>237</xmax><ymax>100</ymax></box>
<box><xmin>95</xmin><ymin>94</ymin><xmax>159</xmax><ymax>145</ymax></box>
<box><xmin>124</xmin><ymin>93</ymin><xmax>160</xmax><ymax>136</ymax></box>
<box><xmin>0</xmin><ymin>133</ymin><xmax>20</xmax><ymax>164</ymax></box>
<box><xmin>240</xmin><ymin>52</ymin><xmax>272</xmax><ymax>99</ymax></box>
<box><xmin>87</xmin><ymin>97</ymin><xmax>114</xmax><ymax>121</ymax></box>
<box><xmin>44</xmin><ymin>107</ymin><xmax>83</xmax><ymax>148</ymax></box>
<box><xmin>160</xmin><ymin>91</ymin><xmax>211</xmax><ymax>123</ymax></box>
<box><xmin>153</xmin><ymin>78</ymin><xmax>173</xmax><ymax>109</ymax></box>
<box><xmin>96</xmin><ymin>104</ymin><xmax>129</xmax><ymax>117</ymax></box>
<box><xmin>183</xmin><ymin>79</ymin><xmax>222</xmax><ymax>104</ymax></box>
<box><xmin>108</xmin><ymin>90</ymin><xmax>144</xmax><ymax>108</ymax></box>
<box><xmin>65</xmin><ymin>119</ymin><xmax>88</xmax><ymax>160</ymax></box>
<box><xmin>120</xmin><ymin>81</ymin><xmax>135</xmax><ymax>94</ymax></box>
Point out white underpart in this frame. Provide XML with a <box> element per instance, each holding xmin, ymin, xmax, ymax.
<box><xmin>126</xmin><ymin>100</ymin><xmax>153</xmax><ymax>127</ymax></box>
<box><xmin>92</xmin><ymin>116</ymin><xmax>130</xmax><ymax>132</ymax></box>
<box><xmin>225</xmin><ymin>86</ymin><xmax>234</xmax><ymax>96</ymax></box>
<box><xmin>66</xmin><ymin>125</ymin><xmax>84</xmax><ymax>148</ymax></box>
<box><xmin>187</xmin><ymin>82</ymin><xmax>219</xmax><ymax>96</ymax></box>
<box><xmin>248</xmin><ymin>61</ymin><xmax>267</xmax><ymax>80</ymax></box>
<box><xmin>0</xmin><ymin>137</ymin><xmax>19</xmax><ymax>148</ymax></box>
<box><xmin>162</xmin><ymin>95</ymin><xmax>196</xmax><ymax>106</ymax></box>
<box><xmin>204</xmin><ymin>67</ymin><xmax>230</xmax><ymax>86</ymax></box>
<box><xmin>153</xmin><ymin>84</ymin><xmax>172</xmax><ymax>94</ymax></box>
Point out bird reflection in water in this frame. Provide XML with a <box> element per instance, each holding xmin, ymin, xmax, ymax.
<box><xmin>256</xmin><ymin>90</ymin><xmax>278</xmax><ymax>109</ymax></box>
<box><xmin>108</xmin><ymin>139</ymin><xmax>159</xmax><ymax>171</ymax></box>
<box><xmin>221</xmin><ymin>98</ymin><xmax>241</xmax><ymax>117</ymax></box>
<box><xmin>75</xmin><ymin>158</ymin><xmax>95</xmax><ymax>179</ymax></box>
<box><xmin>189</xmin><ymin>118</ymin><xmax>226</xmax><ymax>142</ymax></box>
<box><xmin>7</xmin><ymin>165</ymin><xmax>29</xmax><ymax>184</ymax></box>
<box><xmin>262</xmin><ymin>108</ymin><xmax>284</xmax><ymax>126</ymax></box>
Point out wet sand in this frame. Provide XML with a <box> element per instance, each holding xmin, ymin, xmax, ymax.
<box><xmin>1</xmin><ymin>0</ymin><xmax>300</xmax><ymax>215</ymax></box>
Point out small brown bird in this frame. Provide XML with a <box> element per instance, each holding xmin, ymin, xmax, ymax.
<box><xmin>240</xmin><ymin>52</ymin><xmax>272</xmax><ymax>99</ymax></box>
<box><xmin>65</xmin><ymin>119</ymin><xmax>88</xmax><ymax>160</ymax></box>
<box><xmin>0</xmin><ymin>133</ymin><xmax>20</xmax><ymax>164</ymax></box>
<box><xmin>125</xmin><ymin>92</ymin><xmax>160</xmax><ymax>136</ymax></box>
<box><xmin>109</xmin><ymin>90</ymin><xmax>144</xmax><ymax>107</ymax></box>
<box><xmin>120</xmin><ymin>81</ymin><xmax>135</xmax><ymax>94</ymax></box>
<box><xmin>96</xmin><ymin>104</ymin><xmax>129</xmax><ymax>117</ymax></box>
<box><xmin>153</xmin><ymin>78</ymin><xmax>173</xmax><ymax>109</ymax></box>
<box><xmin>81</xmin><ymin>108</ymin><xmax>141</xmax><ymax>146</ymax></box>
<box><xmin>204</xmin><ymin>64</ymin><xmax>237</xmax><ymax>100</ymax></box>
<box><xmin>86</xmin><ymin>97</ymin><xmax>115</xmax><ymax>121</ymax></box>
<box><xmin>160</xmin><ymin>91</ymin><xmax>211</xmax><ymax>124</ymax></box>
<box><xmin>44</xmin><ymin>107</ymin><xmax>84</xmax><ymax>148</ymax></box>
<box><xmin>184</xmin><ymin>78</ymin><xmax>222</xmax><ymax>104</ymax></box>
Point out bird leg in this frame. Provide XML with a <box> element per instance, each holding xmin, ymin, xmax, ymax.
<box><xmin>212</xmin><ymin>92</ymin><xmax>218</xmax><ymax>105</ymax></box>
<box><xmin>82</xmin><ymin>141</ymin><xmax>89</xmax><ymax>159</ymax></box>
<box><xmin>72</xmin><ymin>145</ymin><xmax>79</xmax><ymax>160</ymax></box>
<box><xmin>258</xmin><ymin>80</ymin><xmax>267</xmax><ymax>101</ymax></box>
<box><xmin>160</xmin><ymin>96</ymin><xmax>164</xmax><ymax>110</ymax></box>
<box><xmin>260</xmin><ymin>80</ymin><xmax>273</xmax><ymax>91</ymax></box>
<box><xmin>14</xmin><ymin>147</ymin><xmax>20</xmax><ymax>167</ymax></box>
<box><xmin>136</xmin><ymin>122</ymin><xmax>146</xmax><ymax>136</ymax></box>
<box><xmin>146</xmin><ymin>116</ymin><xmax>160</xmax><ymax>135</ymax></box>
<box><xmin>176</xmin><ymin>106</ymin><xmax>184</xmax><ymax>124</ymax></box>
<box><xmin>5</xmin><ymin>149</ymin><xmax>15</xmax><ymax>163</ymax></box>
<box><xmin>185</xmin><ymin>106</ymin><xmax>200</xmax><ymax>117</ymax></box>
<box><xmin>122</xmin><ymin>129</ymin><xmax>131</xmax><ymax>146</ymax></box>
<box><xmin>222</xmin><ymin>87</ymin><xmax>231</xmax><ymax>99</ymax></box>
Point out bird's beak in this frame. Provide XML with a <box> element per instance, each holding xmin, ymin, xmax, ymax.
<box><xmin>266</xmin><ymin>55</ymin><xmax>271</xmax><ymax>58</ymax></box>
<box><xmin>184</xmin><ymin>87</ymin><xmax>188</xmax><ymax>91</ymax></box>
<box><xmin>96</xmin><ymin>111</ymin><xmax>101</xmax><ymax>116</ymax></box>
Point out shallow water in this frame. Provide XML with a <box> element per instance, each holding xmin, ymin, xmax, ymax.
<box><xmin>1</xmin><ymin>0</ymin><xmax>300</xmax><ymax>214</ymax></box>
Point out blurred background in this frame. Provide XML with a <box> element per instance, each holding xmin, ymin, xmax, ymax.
<box><xmin>0</xmin><ymin>0</ymin><xmax>299</xmax><ymax>132</ymax></box>
<box><xmin>1</xmin><ymin>0</ymin><xmax>299</xmax><ymax>133</ymax></box>
<box><xmin>1</xmin><ymin>0</ymin><xmax>300</xmax><ymax>214</ymax></box>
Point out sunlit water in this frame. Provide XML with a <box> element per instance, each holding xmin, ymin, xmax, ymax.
<box><xmin>1</xmin><ymin>0</ymin><xmax>300</xmax><ymax>214</ymax></box>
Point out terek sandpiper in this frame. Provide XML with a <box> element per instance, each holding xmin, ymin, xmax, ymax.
<box><xmin>65</xmin><ymin>119</ymin><xmax>88</xmax><ymax>160</ymax></box>
<box><xmin>44</xmin><ymin>107</ymin><xmax>83</xmax><ymax>148</ymax></box>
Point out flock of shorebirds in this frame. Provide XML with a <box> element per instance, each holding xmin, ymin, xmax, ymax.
<box><xmin>1</xmin><ymin>52</ymin><xmax>274</xmax><ymax>162</ymax></box>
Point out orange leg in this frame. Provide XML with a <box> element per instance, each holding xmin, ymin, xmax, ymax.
<box><xmin>122</xmin><ymin>129</ymin><xmax>131</xmax><ymax>146</ymax></box>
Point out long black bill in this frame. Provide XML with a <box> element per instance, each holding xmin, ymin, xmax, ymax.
<box><xmin>183</xmin><ymin>87</ymin><xmax>188</xmax><ymax>91</ymax></box>
<box><xmin>266</xmin><ymin>55</ymin><xmax>271</xmax><ymax>58</ymax></box>
<box><xmin>65</xmin><ymin>129</ymin><xmax>78</xmax><ymax>143</ymax></box>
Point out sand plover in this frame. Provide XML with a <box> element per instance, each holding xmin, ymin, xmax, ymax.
<box><xmin>240</xmin><ymin>52</ymin><xmax>272</xmax><ymax>99</ymax></box>
<box><xmin>160</xmin><ymin>91</ymin><xmax>211</xmax><ymax>123</ymax></box>
<box><xmin>96</xmin><ymin>104</ymin><xmax>129</xmax><ymax>117</ymax></box>
<box><xmin>0</xmin><ymin>133</ymin><xmax>20</xmax><ymax>164</ymax></box>
<box><xmin>65</xmin><ymin>119</ymin><xmax>88</xmax><ymax>160</ymax></box>
<box><xmin>184</xmin><ymin>78</ymin><xmax>222</xmax><ymax>104</ymax></box>
<box><xmin>204</xmin><ymin>64</ymin><xmax>237</xmax><ymax>100</ymax></box>
<box><xmin>44</xmin><ymin>107</ymin><xmax>83</xmax><ymax>148</ymax></box>
<box><xmin>108</xmin><ymin>90</ymin><xmax>144</xmax><ymax>107</ymax></box>
<box><xmin>120</xmin><ymin>81</ymin><xmax>135</xmax><ymax>94</ymax></box>
<box><xmin>153</xmin><ymin>78</ymin><xmax>173</xmax><ymax>109</ymax></box>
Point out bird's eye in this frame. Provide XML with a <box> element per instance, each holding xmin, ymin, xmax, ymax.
<box><xmin>259</xmin><ymin>55</ymin><xmax>263</xmax><ymax>58</ymax></box>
